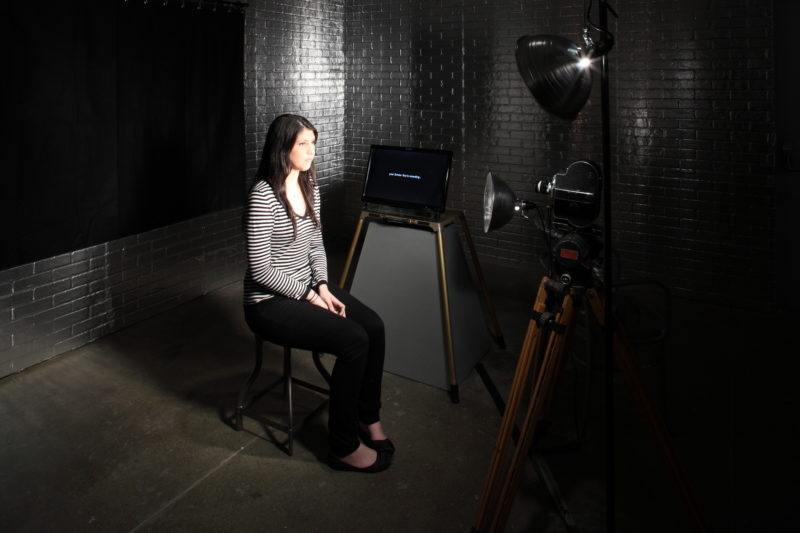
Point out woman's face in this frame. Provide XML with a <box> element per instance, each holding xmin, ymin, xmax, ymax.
<box><xmin>288</xmin><ymin>128</ymin><xmax>317</xmax><ymax>173</ymax></box>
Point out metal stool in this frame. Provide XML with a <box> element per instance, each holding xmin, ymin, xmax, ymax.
<box><xmin>235</xmin><ymin>334</ymin><xmax>331</xmax><ymax>455</ymax></box>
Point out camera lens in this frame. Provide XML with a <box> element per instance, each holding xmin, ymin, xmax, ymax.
<box><xmin>535</xmin><ymin>178</ymin><xmax>551</xmax><ymax>194</ymax></box>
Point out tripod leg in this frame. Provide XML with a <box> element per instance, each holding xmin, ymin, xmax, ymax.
<box><xmin>538</xmin><ymin>297</ymin><xmax>584</xmax><ymax>428</ymax></box>
<box><xmin>586</xmin><ymin>289</ymin><xmax>708</xmax><ymax>532</ymax></box>
<box><xmin>472</xmin><ymin>277</ymin><xmax>551</xmax><ymax>533</ymax></box>
<box><xmin>490</xmin><ymin>292</ymin><xmax>578</xmax><ymax>533</ymax></box>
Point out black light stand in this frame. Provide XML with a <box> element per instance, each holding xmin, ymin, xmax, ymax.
<box><xmin>597</xmin><ymin>2</ymin><xmax>615</xmax><ymax>529</ymax></box>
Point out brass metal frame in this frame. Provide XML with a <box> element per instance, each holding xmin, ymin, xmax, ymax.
<box><xmin>339</xmin><ymin>209</ymin><xmax>503</xmax><ymax>403</ymax></box>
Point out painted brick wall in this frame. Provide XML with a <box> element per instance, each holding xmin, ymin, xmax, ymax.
<box><xmin>342</xmin><ymin>1</ymin><xmax>416</xmax><ymax>233</ymax></box>
<box><xmin>0</xmin><ymin>210</ymin><xmax>244</xmax><ymax>377</ymax></box>
<box><xmin>245</xmin><ymin>0</ymin><xmax>347</xmax><ymax>241</ymax></box>
<box><xmin>343</xmin><ymin>0</ymin><xmax>776</xmax><ymax>307</ymax></box>
<box><xmin>344</xmin><ymin>0</ymin><xmax>602</xmax><ymax>265</ymax></box>
<box><xmin>613</xmin><ymin>0</ymin><xmax>774</xmax><ymax>305</ymax></box>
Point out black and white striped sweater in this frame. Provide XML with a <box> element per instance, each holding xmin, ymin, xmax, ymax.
<box><xmin>243</xmin><ymin>180</ymin><xmax>328</xmax><ymax>305</ymax></box>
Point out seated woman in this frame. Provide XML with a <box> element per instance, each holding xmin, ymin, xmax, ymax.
<box><xmin>243</xmin><ymin>113</ymin><xmax>394</xmax><ymax>473</ymax></box>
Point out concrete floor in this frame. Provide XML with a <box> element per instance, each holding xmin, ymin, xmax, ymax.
<box><xmin>1</xmin><ymin>255</ymin><xmax>797</xmax><ymax>532</ymax></box>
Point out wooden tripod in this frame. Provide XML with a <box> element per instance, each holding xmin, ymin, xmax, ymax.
<box><xmin>471</xmin><ymin>276</ymin><xmax>707</xmax><ymax>533</ymax></box>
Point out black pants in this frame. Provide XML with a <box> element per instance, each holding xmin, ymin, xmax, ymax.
<box><xmin>244</xmin><ymin>286</ymin><xmax>385</xmax><ymax>457</ymax></box>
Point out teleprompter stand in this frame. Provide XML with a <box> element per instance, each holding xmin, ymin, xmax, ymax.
<box><xmin>339</xmin><ymin>209</ymin><xmax>505</xmax><ymax>403</ymax></box>
<box><xmin>471</xmin><ymin>276</ymin><xmax>708</xmax><ymax>533</ymax></box>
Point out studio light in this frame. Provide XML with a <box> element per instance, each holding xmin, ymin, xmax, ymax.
<box><xmin>482</xmin><ymin>172</ymin><xmax>533</xmax><ymax>233</ymax></box>
<box><xmin>514</xmin><ymin>35</ymin><xmax>592</xmax><ymax>121</ymax></box>
<box><xmin>515</xmin><ymin>9</ymin><xmax>614</xmax><ymax>120</ymax></box>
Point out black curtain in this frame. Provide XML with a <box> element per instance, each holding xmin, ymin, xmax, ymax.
<box><xmin>0</xmin><ymin>1</ymin><xmax>245</xmax><ymax>271</ymax></box>
<box><xmin>2</xmin><ymin>3</ymin><xmax>118</xmax><ymax>268</ymax></box>
<box><xmin>116</xmin><ymin>1</ymin><xmax>245</xmax><ymax>235</ymax></box>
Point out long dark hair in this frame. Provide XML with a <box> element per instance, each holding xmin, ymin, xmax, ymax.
<box><xmin>249</xmin><ymin>114</ymin><xmax>320</xmax><ymax>235</ymax></box>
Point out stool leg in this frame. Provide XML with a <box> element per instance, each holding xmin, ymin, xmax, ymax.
<box><xmin>284</xmin><ymin>346</ymin><xmax>294</xmax><ymax>456</ymax></box>
<box><xmin>235</xmin><ymin>341</ymin><xmax>328</xmax><ymax>457</ymax></box>
<box><xmin>235</xmin><ymin>336</ymin><xmax>264</xmax><ymax>431</ymax></box>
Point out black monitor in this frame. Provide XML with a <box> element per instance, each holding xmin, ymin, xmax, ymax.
<box><xmin>361</xmin><ymin>145</ymin><xmax>453</xmax><ymax>214</ymax></box>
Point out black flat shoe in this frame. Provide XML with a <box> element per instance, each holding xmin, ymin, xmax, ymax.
<box><xmin>327</xmin><ymin>450</ymin><xmax>391</xmax><ymax>473</ymax></box>
<box><xmin>359</xmin><ymin>429</ymin><xmax>396</xmax><ymax>455</ymax></box>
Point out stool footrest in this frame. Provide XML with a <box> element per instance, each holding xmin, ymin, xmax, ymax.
<box><xmin>292</xmin><ymin>377</ymin><xmax>330</xmax><ymax>396</ymax></box>
<box><xmin>241</xmin><ymin>397</ymin><xmax>330</xmax><ymax>436</ymax></box>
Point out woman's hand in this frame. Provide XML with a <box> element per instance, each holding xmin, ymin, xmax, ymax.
<box><xmin>307</xmin><ymin>290</ymin><xmax>330</xmax><ymax>311</ymax></box>
<box><xmin>318</xmin><ymin>284</ymin><xmax>346</xmax><ymax>317</ymax></box>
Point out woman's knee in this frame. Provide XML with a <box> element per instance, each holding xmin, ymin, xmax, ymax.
<box><xmin>335</xmin><ymin>325</ymin><xmax>371</xmax><ymax>364</ymax></box>
<box><xmin>363</xmin><ymin>310</ymin><xmax>384</xmax><ymax>343</ymax></box>
<box><xmin>348</xmin><ymin>299</ymin><xmax>383</xmax><ymax>335</ymax></box>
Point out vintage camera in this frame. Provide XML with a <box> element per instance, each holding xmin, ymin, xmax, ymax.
<box><xmin>535</xmin><ymin>160</ymin><xmax>602</xmax><ymax>279</ymax></box>
<box><xmin>483</xmin><ymin>160</ymin><xmax>603</xmax><ymax>283</ymax></box>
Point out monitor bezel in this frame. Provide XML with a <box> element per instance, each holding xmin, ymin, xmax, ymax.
<box><xmin>360</xmin><ymin>144</ymin><xmax>453</xmax><ymax>213</ymax></box>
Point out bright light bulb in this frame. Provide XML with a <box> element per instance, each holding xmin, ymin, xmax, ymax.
<box><xmin>578</xmin><ymin>57</ymin><xmax>591</xmax><ymax>69</ymax></box>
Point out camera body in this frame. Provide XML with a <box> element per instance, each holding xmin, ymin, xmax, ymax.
<box><xmin>549</xmin><ymin>224</ymin><xmax>602</xmax><ymax>285</ymax></box>
<box><xmin>535</xmin><ymin>160</ymin><xmax>603</xmax><ymax>284</ymax></box>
